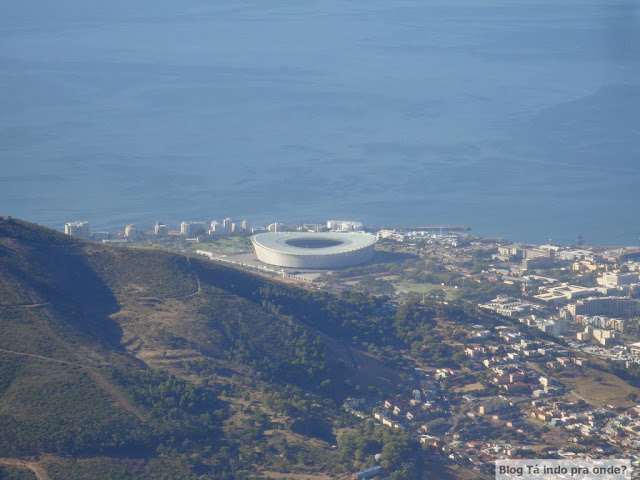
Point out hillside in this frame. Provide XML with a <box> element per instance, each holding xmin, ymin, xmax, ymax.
<box><xmin>0</xmin><ymin>218</ymin><xmax>429</xmax><ymax>479</ymax></box>
<box><xmin>8</xmin><ymin>218</ymin><xmax>602</xmax><ymax>480</ymax></box>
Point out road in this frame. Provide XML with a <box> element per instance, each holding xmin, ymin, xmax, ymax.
<box><xmin>0</xmin><ymin>458</ymin><xmax>50</xmax><ymax>480</ymax></box>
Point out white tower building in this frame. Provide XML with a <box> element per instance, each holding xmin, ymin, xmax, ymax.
<box><xmin>64</xmin><ymin>221</ymin><xmax>90</xmax><ymax>240</ymax></box>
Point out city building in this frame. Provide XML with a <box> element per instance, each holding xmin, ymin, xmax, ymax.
<box><xmin>378</xmin><ymin>229</ymin><xmax>406</xmax><ymax>242</ymax></box>
<box><xmin>492</xmin><ymin>245</ymin><xmax>523</xmax><ymax>262</ymax></box>
<box><xmin>579</xmin><ymin>327</ymin><xmax>620</xmax><ymax>346</ymax></box>
<box><xmin>209</xmin><ymin>221</ymin><xmax>223</xmax><ymax>235</ymax></box>
<box><xmin>602</xmin><ymin>248</ymin><xmax>640</xmax><ymax>263</ymax></box>
<box><xmin>479</xmin><ymin>296</ymin><xmax>531</xmax><ymax>317</ymax></box>
<box><xmin>629</xmin><ymin>342</ymin><xmax>640</xmax><ymax>357</ymax></box>
<box><xmin>180</xmin><ymin>221</ymin><xmax>207</xmax><ymax>237</ymax></box>
<box><xmin>327</xmin><ymin>220</ymin><xmax>364</xmax><ymax>232</ymax></box>
<box><xmin>533</xmin><ymin>284</ymin><xmax>599</xmax><ymax>304</ymax></box>
<box><xmin>575</xmin><ymin>315</ymin><xmax>626</xmax><ymax>332</ymax></box>
<box><xmin>555</xmin><ymin>249</ymin><xmax>594</xmax><ymax>261</ymax></box>
<box><xmin>267</xmin><ymin>222</ymin><xmax>285</xmax><ymax>233</ymax></box>
<box><xmin>521</xmin><ymin>248</ymin><xmax>555</xmax><ymax>270</ymax></box>
<box><xmin>301</xmin><ymin>223</ymin><xmax>323</xmax><ymax>232</ymax></box>
<box><xmin>597</xmin><ymin>272</ymin><xmax>640</xmax><ymax>287</ymax></box>
<box><xmin>64</xmin><ymin>221</ymin><xmax>90</xmax><ymax>240</ymax></box>
<box><xmin>124</xmin><ymin>224</ymin><xmax>139</xmax><ymax>239</ymax></box>
<box><xmin>154</xmin><ymin>222</ymin><xmax>168</xmax><ymax>238</ymax></box>
<box><xmin>568</xmin><ymin>297</ymin><xmax>640</xmax><ymax>317</ymax></box>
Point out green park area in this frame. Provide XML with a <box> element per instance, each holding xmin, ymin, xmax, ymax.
<box><xmin>394</xmin><ymin>282</ymin><xmax>461</xmax><ymax>301</ymax></box>
<box><xmin>187</xmin><ymin>236</ymin><xmax>253</xmax><ymax>255</ymax></box>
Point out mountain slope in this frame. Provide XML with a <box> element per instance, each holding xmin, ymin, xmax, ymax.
<box><xmin>0</xmin><ymin>217</ymin><xmax>365</xmax><ymax>479</ymax></box>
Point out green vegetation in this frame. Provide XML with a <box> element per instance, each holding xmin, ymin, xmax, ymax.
<box><xmin>609</xmin><ymin>361</ymin><xmax>640</xmax><ymax>388</ymax></box>
<box><xmin>0</xmin><ymin>357</ymin><xmax>147</xmax><ymax>457</ymax></box>
<box><xmin>43</xmin><ymin>457</ymin><xmax>203</xmax><ymax>480</ymax></box>
<box><xmin>85</xmin><ymin>248</ymin><xmax>197</xmax><ymax>298</ymax></box>
<box><xmin>355</xmin><ymin>276</ymin><xmax>397</xmax><ymax>295</ymax></box>
<box><xmin>187</xmin><ymin>236</ymin><xmax>252</xmax><ymax>255</ymax></box>
<box><xmin>192</xmin><ymin>292</ymin><xmax>346</xmax><ymax>391</ymax></box>
<box><xmin>0</xmin><ymin>465</ymin><xmax>37</xmax><ymax>480</ymax></box>
<box><xmin>316</xmin><ymin>247</ymin><xmax>521</xmax><ymax>303</ymax></box>
<box><xmin>396</xmin><ymin>282</ymin><xmax>458</xmax><ymax>300</ymax></box>
<box><xmin>402</xmin><ymin>268</ymin><xmax>521</xmax><ymax>303</ymax></box>
<box><xmin>338</xmin><ymin>420</ymin><xmax>429</xmax><ymax>479</ymax></box>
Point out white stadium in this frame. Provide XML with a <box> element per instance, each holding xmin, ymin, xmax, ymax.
<box><xmin>251</xmin><ymin>232</ymin><xmax>378</xmax><ymax>269</ymax></box>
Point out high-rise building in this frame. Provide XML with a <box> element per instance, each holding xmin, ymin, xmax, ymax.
<box><xmin>222</xmin><ymin>218</ymin><xmax>233</xmax><ymax>232</ymax></box>
<box><xmin>241</xmin><ymin>219</ymin><xmax>250</xmax><ymax>231</ymax></box>
<box><xmin>64</xmin><ymin>221</ymin><xmax>90</xmax><ymax>240</ymax></box>
<box><xmin>209</xmin><ymin>222</ymin><xmax>224</xmax><ymax>235</ymax></box>
<box><xmin>124</xmin><ymin>224</ymin><xmax>139</xmax><ymax>239</ymax></box>
<box><xmin>154</xmin><ymin>222</ymin><xmax>168</xmax><ymax>238</ymax></box>
<box><xmin>521</xmin><ymin>248</ymin><xmax>555</xmax><ymax>270</ymax></box>
<box><xmin>180</xmin><ymin>221</ymin><xmax>207</xmax><ymax>237</ymax></box>
<box><xmin>267</xmin><ymin>222</ymin><xmax>285</xmax><ymax>233</ymax></box>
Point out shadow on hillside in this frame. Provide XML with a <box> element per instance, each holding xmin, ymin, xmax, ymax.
<box><xmin>32</xmin><ymin>244</ymin><xmax>124</xmax><ymax>350</ymax></box>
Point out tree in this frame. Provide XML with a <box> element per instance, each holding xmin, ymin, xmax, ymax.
<box><xmin>380</xmin><ymin>440</ymin><xmax>406</xmax><ymax>469</ymax></box>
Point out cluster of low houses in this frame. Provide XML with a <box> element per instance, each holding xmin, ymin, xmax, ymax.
<box><xmin>464</xmin><ymin>326</ymin><xmax>588</xmax><ymax>395</ymax></box>
<box><xmin>371</xmin><ymin>374</ymin><xmax>446</xmax><ymax>432</ymax></box>
<box><xmin>529</xmin><ymin>401</ymin><xmax>615</xmax><ymax>435</ymax></box>
<box><xmin>600</xmin><ymin>405</ymin><xmax>640</xmax><ymax>450</ymax></box>
<box><xmin>343</xmin><ymin>320</ymin><xmax>640</xmax><ymax>472</ymax></box>
<box><xmin>425</xmin><ymin>397</ymin><xmax>640</xmax><ymax>469</ymax></box>
<box><xmin>437</xmin><ymin>441</ymin><xmax>638</xmax><ymax>470</ymax></box>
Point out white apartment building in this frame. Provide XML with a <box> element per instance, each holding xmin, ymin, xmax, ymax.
<box><xmin>64</xmin><ymin>221</ymin><xmax>90</xmax><ymax>240</ymax></box>
<box><xmin>180</xmin><ymin>221</ymin><xmax>207</xmax><ymax>237</ymax></box>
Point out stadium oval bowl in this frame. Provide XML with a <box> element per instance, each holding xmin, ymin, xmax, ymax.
<box><xmin>251</xmin><ymin>232</ymin><xmax>378</xmax><ymax>269</ymax></box>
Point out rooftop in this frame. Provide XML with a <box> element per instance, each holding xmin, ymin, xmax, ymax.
<box><xmin>251</xmin><ymin>232</ymin><xmax>377</xmax><ymax>256</ymax></box>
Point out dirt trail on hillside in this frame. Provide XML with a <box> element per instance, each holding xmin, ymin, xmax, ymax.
<box><xmin>85</xmin><ymin>369</ymin><xmax>146</xmax><ymax>422</ymax></box>
<box><xmin>0</xmin><ymin>347</ymin><xmax>88</xmax><ymax>368</ymax></box>
<box><xmin>163</xmin><ymin>256</ymin><xmax>202</xmax><ymax>299</ymax></box>
<box><xmin>0</xmin><ymin>302</ymin><xmax>49</xmax><ymax>308</ymax></box>
<box><xmin>0</xmin><ymin>458</ymin><xmax>50</xmax><ymax>480</ymax></box>
<box><xmin>0</xmin><ymin>348</ymin><xmax>144</xmax><ymax>422</ymax></box>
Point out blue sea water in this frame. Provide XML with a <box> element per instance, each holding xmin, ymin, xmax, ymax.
<box><xmin>1</xmin><ymin>0</ymin><xmax>639</xmax><ymax>245</ymax></box>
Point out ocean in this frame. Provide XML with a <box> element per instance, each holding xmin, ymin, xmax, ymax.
<box><xmin>1</xmin><ymin>0</ymin><xmax>639</xmax><ymax>245</ymax></box>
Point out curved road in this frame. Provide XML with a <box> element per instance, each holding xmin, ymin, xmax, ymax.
<box><xmin>0</xmin><ymin>458</ymin><xmax>50</xmax><ymax>480</ymax></box>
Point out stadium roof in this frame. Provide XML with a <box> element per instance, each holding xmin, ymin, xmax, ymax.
<box><xmin>251</xmin><ymin>232</ymin><xmax>377</xmax><ymax>256</ymax></box>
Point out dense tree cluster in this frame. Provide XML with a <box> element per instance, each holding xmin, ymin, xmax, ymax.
<box><xmin>338</xmin><ymin>420</ymin><xmax>429</xmax><ymax>480</ymax></box>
